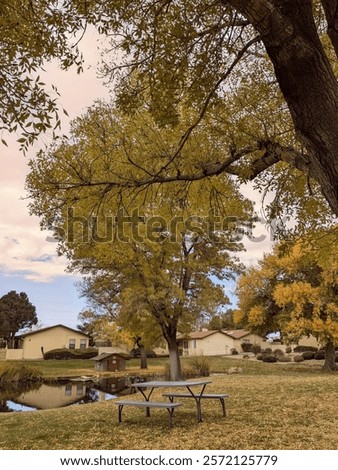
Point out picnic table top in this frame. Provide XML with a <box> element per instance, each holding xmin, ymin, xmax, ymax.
<box><xmin>131</xmin><ymin>379</ymin><xmax>212</xmax><ymax>388</ymax></box>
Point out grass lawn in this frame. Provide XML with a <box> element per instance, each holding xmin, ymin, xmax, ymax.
<box><xmin>0</xmin><ymin>356</ymin><xmax>337</xmax><ymax>450</ymax></box>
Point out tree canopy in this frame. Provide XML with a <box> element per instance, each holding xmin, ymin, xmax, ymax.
<box><xmin>2</xmin><ymin>1</ymin><xmax>338</xmax><ymax>218</ymax></box>
<box><xmin>66</xmin><ymin>0</ymin><xmax>338</xmax><ymax>217</ymax></box>
<box><xmin>0</xmin><ymin>290</ymin><xmax>38</xmax><ymax>345</ymax></box>
<box><xmin>235</xmin><ymin>230</ymin><xmax>338</xmax><ymax>370</ymax></box>
<box><xmin>77</xmin><ymin>309</ymin><xmax>133</xmax><ymax>349</ymax></box>
<box><xmin>27</xmin><ymin>102</ymin><xmax>254</xmax><ymax>379</ymax></box>
<box><xmin>206</xmin><ymin>308</ymin><xmax>243</xmax><ymax>330</ymax></box>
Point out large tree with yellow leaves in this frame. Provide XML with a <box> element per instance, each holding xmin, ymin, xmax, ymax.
<box><xmin>236</xmin><ymin>231</ymin><xmax>338</xmax><ymax>370</ymax></box>
<box><xmin>27</xmin><ymin>102</ymin><xmax>253</xmax><ymax>380</ymax></box>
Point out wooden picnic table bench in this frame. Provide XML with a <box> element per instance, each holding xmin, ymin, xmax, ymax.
<box><xmin>115</xmin><ymin>400</ymin><xmax>182</xmax><ymax>428</ymax></box>
<box><xmin>162</xmin><ymin>392</ymin><xmax>229</xmax><ymax>417</ymax></box>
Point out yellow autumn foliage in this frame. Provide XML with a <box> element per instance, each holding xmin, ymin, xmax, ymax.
<box><xmin>236</xmin><ymin>231</ymin><xmax>338</xmax><ymax>350</ymax></box>
<box><xmin>248</xmin><ymin>305</ymin><xmax>266</xmax><ymax>327</ymax></box>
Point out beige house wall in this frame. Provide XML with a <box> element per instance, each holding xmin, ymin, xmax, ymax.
<box><xmin>233</xmin><ymin>333</ymin><xmax>264</xmax><ymax>352</ymax></box>
<box><xmin>5</xmin><ymin>349</ymin><xmax>23</xmax><ymax>360</ymax></box>
<box><xmin>21</xmin><ymin>326</ymin><xmax>89</xmax><ymax>359</ymax></box>
<box><xmin>153</xmin><ymin>346</ymin><xmax>169</xmax><ymax>356</ymax></box>
<box><xmin>185</xmin><ymin>333</ymin><xmax>234</xmax><ymax>356</ymax></box>
<box><xmin>240</xmin><ymin>333</ymin><xmax>264</xmax><ymax>346</ymax></box>
<box><xmin>261</xmin><ymin>335</ymin><xmax>321</xmax><ymax>352</ymax></box>
<box><xmin>298</xmin><ymin>335</ymin><xmax>321</xmax><ymax>348</ymax></box>
<box><xmin>183</xmin><ymin>332</ymin><xmax>265</xmax><ymax>356</ymax></box>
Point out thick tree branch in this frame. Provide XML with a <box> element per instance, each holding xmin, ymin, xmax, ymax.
<box><xmin>50</xmin><ymin>141</ymin><xmax>311</xmax><ymax>191</ymax></box>
<box><xmin>224</xmin><ymin>0</ymin><xmax>293</xmax><ymax>46</ymax></box>
<box><xmin>321</xmin><ymin>0</ymin><xmax>338</xmax><ymax>56</ymax></box>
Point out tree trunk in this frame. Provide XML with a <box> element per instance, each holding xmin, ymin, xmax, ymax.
<box><xmin>228</xmin><ymin>0</ymin><xmax>338</xmax><ymax>216</ymax></box>
<box><xmin>167</xmin><ymin>336</ymin><xmax>183</xmax><ymax>381</ymax></box>
<box><xmin>156</xmin><ymin>312</ymin><xmax>184</xmax><ymax>380</ymax></box>
<box><xmin>135</xmin><ymin>336</ymin><xmax>148</xmax><ymax>369</ymax></box>
<box><xmin>139</xmin><ymin>346</ymin><xmax>148</xmax><ymax>369</ymax></box>
<box><xmin>162</xmin><ymin>325</ymin><xmax>183</xmax><ymax>381</ymax></box>
<box><xmin>323</xmin><ymin>339</ymin><xmax>337</xmax><ymax>371</ymax></box>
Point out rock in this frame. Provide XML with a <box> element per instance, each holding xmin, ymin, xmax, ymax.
<box><xmin>228</xmin><ymin>366</ymin><xmax>243</xmax><ymax>374</ymax></box>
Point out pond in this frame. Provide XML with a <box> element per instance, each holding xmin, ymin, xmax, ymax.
<box><xmin>0</xmin><ymin>375</ymin><xmax>154</xmax><ymax>413</ymax></box>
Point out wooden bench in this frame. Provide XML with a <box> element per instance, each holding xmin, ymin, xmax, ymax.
<box><xmin>163</xmin><ymin>393</ymin><xmax>229</xmax><ymax>417</ymax></box>
<box><xmin>115</xmin><ymin>400</ymin><xmax>182</xmax><ymax>428</ymax></box>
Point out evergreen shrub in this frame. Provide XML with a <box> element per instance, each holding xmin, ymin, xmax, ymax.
<box><xmin>302</xmin><ymin>351</ymin><xmax>316</xmax><ymax>360</ymax></box>
<box><xmin>262</xmin><ymin>355</ymin><xmax>277</xmax><ymax>363</ymax></box>
<box><xmin>294</xmin><ymin>355</ymin><xmax>305</xmax><ymax>362</ymax></box>
<box><xmin>44</xmin><ymin>347</ymin><xmax>98</xmax><ymax>360</ymax></box>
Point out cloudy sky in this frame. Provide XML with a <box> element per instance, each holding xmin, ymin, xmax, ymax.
<box><xmin>0</xmin><ymin>29</ymin><xmax>273</xmax><ymax>331</ymax></box>
<box><xmin>0</xmin><ymin>28</ymin><xmax>110</xmax><ymax>329</ymax></box>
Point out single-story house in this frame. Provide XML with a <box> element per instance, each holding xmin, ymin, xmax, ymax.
<box><xmin>261</xmin><ymin>334</ymin><xmax>323</xmax><ymax>351</ymax></box>
<box><xmin>91</xmin><ymin>352</ymin><xmax>131</xmax><ymax>372</ymax></box>
<box><xmin>6</xmin><ymin>324</ymin><xmax>91</xmax><ymax>360</ymax></box>
<box><xmin>177</xmin><ymin>329</ymin><xmax>264</xmax><ymax>356</ymax></box>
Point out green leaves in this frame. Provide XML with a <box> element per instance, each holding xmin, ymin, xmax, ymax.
<box><xmin>0</xmin><ymin>290</ymin><xmax>38</xmax><ymax>343</ymax></box>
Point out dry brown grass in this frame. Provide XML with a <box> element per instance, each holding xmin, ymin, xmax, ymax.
<box><xmin>0</xmin><ymin>357</ymin><xmax>337</xmax><ymax>450</ymax></box>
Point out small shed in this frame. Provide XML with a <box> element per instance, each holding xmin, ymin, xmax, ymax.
<box><xmin>91</xmin><ymin>352</ymin><xmax>131</xmax><ymax>372</ymax></box>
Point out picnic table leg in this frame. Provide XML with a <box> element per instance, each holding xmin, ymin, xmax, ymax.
<box><xmin>146</xmin><ymin>401</ymin><xmax>151</xmax><ymax>417</ymax></box>
<box><xmin>186</xmin><ymin>384</ymin><xmax>207</xmax><ymax>422</ymax></box>
<box><xmin>220</xmin><ymin>398</ymin><xmax>226</xmax><ymax>417</ymax></box>
<box><xmin>118</xmin><ymin>404</ymin><xmax>124</xmax><ymax>423</ymax></box>
<box><xmin>197</xmin><ymin>400</ymin><xmax>202</xmax><ymax>422</ymax></box>
<box><xmin>137</xmin><ymin>387</ymin><xmax>155</xmax><ymax>417</ymax></box>
<box><xmin>167</xmin><ymin>407</ymin><xmax>175</xmax><ymax>428</ymax></box>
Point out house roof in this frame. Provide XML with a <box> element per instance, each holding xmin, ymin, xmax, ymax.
<box><xmin>16</xmin><ymin>324</ymin><xmax>91</xmax><ymax>339</ymax></box>
<box><xmin>223</xmin><ymin>329</ymin><xmax>252</xmax><ymax>339</ymax></box>
<box><xmin>91</xmin><ymin>352</ymin><xmax>131</xmax><ymax>361</ymax></box>
<box><xmin>177</xmin><ymin>329</ymin><xmax>257</xmax><ymax>341</ymax></box>
<box><xmin>177</xmin><ymin>330</ymin><xmax>228</xmax><ymax>340</ymax></box>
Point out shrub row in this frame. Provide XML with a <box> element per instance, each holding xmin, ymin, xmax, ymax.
<box><xmin>44</xmin><ymin>347</ymin><xmax>98</xmax><ymax>360</ymax></box>
<box><xmin>301</xmin><ymin>350</ymin><xmax>338</xmax><ymax>361</ymax></box>
<box><xmin>256</xmin><ymin>354</ymin><xmax>292</xmax><ymax>363</ymax></box>
<box><xmin>294</xmin><ymin>346</ymin><xmax>318</xmax><ymax>353</ymax></box>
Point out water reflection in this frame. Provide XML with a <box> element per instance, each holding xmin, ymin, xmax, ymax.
<box><xmin>0</xmin><ymin>375</ymin><xmax>152</xmax><ymax>412</ymax></box>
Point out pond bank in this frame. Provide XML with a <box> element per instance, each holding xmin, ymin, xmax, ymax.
<box><xmin>0</xmin><ymin>363</ymin><xmax>42</xmax><ymax>385</ymax></box>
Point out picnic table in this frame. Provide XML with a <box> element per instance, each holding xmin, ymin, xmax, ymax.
<box><xmin>115</xmin><ymin>379</ymin><xmax>229</xmax><ymax>427</ymax></box>
<box><xmin>131</xmin><ymin>379</ymin><xmax>212</xmax><ymax>422</ymax></box>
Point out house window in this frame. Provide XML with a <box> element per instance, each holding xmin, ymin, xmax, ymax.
<box><xmin>242</xmin><ymin>339</ymin><xmax>250</xmax><ymax>344</ymax></box>
<box><xmin>79</xmin><ymin>339</ymin><xmax>87</xmax><ymax>349</ymax></box>
<box><xmin>77</xmin><ymin>384</ymin><xmax>84</xmax><ymax>395</ymax></box>
<box><xmin>69</xmin><ymin>339</ymin><xmax>76</xmax><ymax>349</ymax></box>
<box><xmin>183</xmin><ymin>340</ymin><xmax>189</xmax><ymax>349</ymax></box>
<box><xmin>193</xmin><ymin>340</ymin><xmax>197</xmax><ymax>349</ymax></box>
<box><xmin>65</xmin><ymin>384</ymin><xmax>72</xmax><ymax>396</ymax></box>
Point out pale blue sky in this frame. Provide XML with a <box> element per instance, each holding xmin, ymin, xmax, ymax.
<box><xmin>0</xmin><ymin>273</ymin><xmax>85</xmax><ymax>329</ymax></box>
